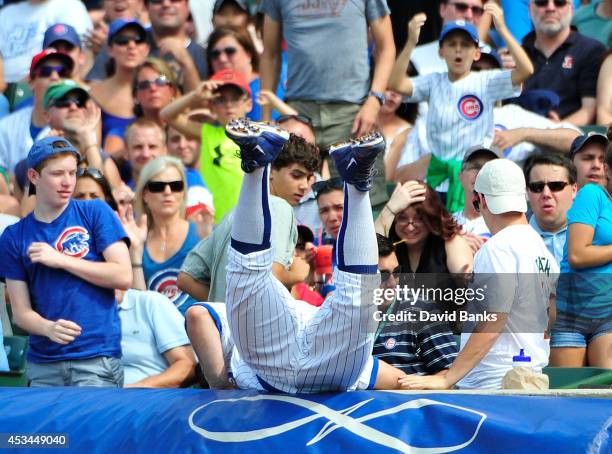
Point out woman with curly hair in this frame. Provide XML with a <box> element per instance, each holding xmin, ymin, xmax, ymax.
<box><xmin>375</xmin><ymin>181</ymin><xmax>473</xmax><ymax>274</ymax></box>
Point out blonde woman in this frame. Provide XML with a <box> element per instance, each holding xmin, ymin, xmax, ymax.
<box><xmin>133</xmin><ymin>57</ymin><xmax>179</xmax><ymax>126</ymax></box>
<box><xmin>120</xmin><ymin>156</ymin><xmax>200</xmax><ymax>315</ymax></box>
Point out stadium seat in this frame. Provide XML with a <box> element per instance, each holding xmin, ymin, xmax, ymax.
<box><xmin>543</xmin><ymin>367</ymin><xmax>612</xmax><ymax>389</ymax></box>
<box><xmin>0</xmin><ymin>335</ymin><xmax>28</xmax><ymax>387</ymax></box>
<box><xmin>580</xmin><ymin>125</ymin><xmax>607</xmax><ymax>135</ymax></box>
<box><xmin>5</xmin><ymin>81</ymin><xmax>33</xmax><ymax>112</ymax></box>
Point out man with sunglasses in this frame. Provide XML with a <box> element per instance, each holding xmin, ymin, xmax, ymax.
<box><xmin>0</xmin><ymin>50</ymin><xmax>73</xmax><ymax>185</ymax></box>
<box><xmin>525</xmin><ymin>152</ymin><xmax>577</xmax><ymax>264</ymax></box>
<box><xmin>523</xmin><ymin>0</ymin><xmax>606</xmax><ymax>125</ymax></box>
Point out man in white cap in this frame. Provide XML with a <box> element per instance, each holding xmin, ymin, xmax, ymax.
<box><xmin>399</xmin><ymin>159</ymin><xmax>558</xmax><ymax>390</ymax></box>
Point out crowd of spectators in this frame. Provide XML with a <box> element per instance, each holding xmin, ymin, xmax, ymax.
<box><xmin>0</xmin><ymin>0</ymin><xmax>610</xmax><ymax>390</ymax></box>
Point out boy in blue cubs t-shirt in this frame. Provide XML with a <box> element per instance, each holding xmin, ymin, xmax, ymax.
<box><xmin>0</xmin><ymin>137</ymin><xmax>131</xmax><ymax>387</ymax></box>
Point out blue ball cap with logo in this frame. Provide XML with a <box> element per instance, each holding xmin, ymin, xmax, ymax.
<box><xmin>569</xmin><ymin>132</ymin><xmax>609</xmax><ymax>159</ymax></box>
<box><xmin>107</xmin><ymin>18</ymin><xmax>147</xmax><ymax>45</ymax></box>
<box><xmin>439</xmin><ymin>20</ymin><xmax>479</xmax><ymax>45</ymax></box>
<box><xmin>43</xmin><ymin>23</ymin><xmax>82</xmax><ymax>49</ymax></box>
<box><xmin>27</xmin><ymin>137</ymin><xmax>81</xmax><ymax>170</ymax></box>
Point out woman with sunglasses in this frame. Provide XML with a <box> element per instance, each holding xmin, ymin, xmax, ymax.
<box><xmin>206</xmin><ymin>26</ymin><xmax>284</xmax><ymax>121</ymax></box>
<box><xmin>133</xmin><ymin>58</ymin><xmax>179</xmax><ymax>126</ymax></box>
<box><xmin>90</xmin><ymin>19</ymin><xmax>150</xmax><ymax>154</ymax></box>
<box><xmin>74</xmin><ymin>167</ymin><xmax>119</xmax><ymax>212</ymax></box>
<box><xmin>122</xmin><ymin>156</ymin><xmax>200</xmax><ymax>315</ymax></box>
<box><xmin>376</xmin><ymin>181</ymin><xmax>473</xmax><ymax>275</ymax></box>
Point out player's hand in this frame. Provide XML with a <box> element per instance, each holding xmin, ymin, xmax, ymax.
<box><xmin>398</xmin><ymin>374</ymin><xmax>452</xmax><ymax>390</ymax></box>
<box><xmin>28</xmin><ymin>242</ymin><xmax>67</xmax><ymax>268</ymax></box>
<box><xmin>484</xmin><ymin>2</ymin><xmax>507</xmax><ymax>32</ymax></box>
<box><xmin>118</xmin><ymin>203</ymin><xmax>148</xmax><ymax>258</ymax></box>
<box><xmin>493</xmin><ymin>128</ymin><xmax>524</xmax><ymax>150</ymax></box>
<box><xmin>289</xmin><ymin>255</ymin><xmax>311</xmax><ymax>282</ymax></box>
<box><xmin>407</xmin><ymin>13</ymin><xmax>427</xmax><ymax>45</ymax></box>
<box><xmin>461</xmin><ymin>231</ymin><xmax>485</xmax><ymax>254</ymax></box>
<box><xmin>45</xmin><ymin>319</ymin><xmax>82</xmax><ymax>345</ymax></box>
<box><xmin>352</xmin><ymin>97</ymin><xmax>380</xmax><ymax>137</ymax></box>
<box><xmin>386</xmin><ymin>181</ymin><xmax>427</xmax><ymax>215</ymax></box>
<box><xmin>157</xmin><ymin>36</ymin><xmax>191</xmax><ymax>67</ymax></box>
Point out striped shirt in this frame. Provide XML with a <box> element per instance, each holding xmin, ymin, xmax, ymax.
<box><xmin>404</xmin><ymin>70</ymin><xmax>520</xmax><ymax>161</ymax></box>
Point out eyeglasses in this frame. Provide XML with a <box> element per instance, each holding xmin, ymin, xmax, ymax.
<box><xmin>277</xmin><ymin>114</ymin><xmax>314</xmax><ymax>127</ymax></box>
<box><xmin>146</xmin><ymin>180</ymin><xmax>185</xmax><ymax>193</ymax></box>
<box><xmin>312</xmin><ymin>177</ymin><xmax>343</xmax><ymax>198</ymax></box>
<box><xmin>532</xmin><ymin>0</ymin><xmax>569</xmax><ymax>8</ymax></box>
<box><xmin>53</xmin><ymin>96</ymin><xmax>86</xmax><ymax>109</ymax></box>
<box><xmin>136</xmin><ymin>75</ymin><xmax>172</xmax><ymax>91</ymax></box>
<box><xmin>112</xmin><ymin>34</ymin><xmax>146</xmax><ymax>46</ymax></box>
<box><xmin>210</xmin><ymin>46</ymin><xmax>237</xmax><ymax>60</ymax></box>
<box><xmin>449</xmin><ymin>2</ymin><xmax>485</xmax><ymax>16</ymax></box>
<box><xmin>527</xmin><ymin>181</ymin><xmax>570</xmax><ymax>193</ymax></box>
<box><xmin>77</xmin><ymin>167</ymin><xmax>103</xmax><ymax>180</ymax></box>
<box><xmin>36</xmin><ymin>65</ymin><xmax>71</xmax><ymax>78</ymax></box>
<box><xmin>380</xmin><ymin>266</ymin><xmax>401</xmax><ymax>282</ymax></box>
<box><xmin>472</xmin><ymin>191</ymin><xmax>481</xmax><ymax>212</ymax></box>
<box><xmin>395</xmin><ymin>215</ymin><xmax>424</xmax><ymax>227</ymax></box>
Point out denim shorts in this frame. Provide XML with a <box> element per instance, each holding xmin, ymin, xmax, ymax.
<box><xmin>550</xmin><ymin>311</ymin><xmax>612</xmax><ymax>348</ymax></box>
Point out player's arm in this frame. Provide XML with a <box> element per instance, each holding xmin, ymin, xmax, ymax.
<box><xmin>485</xmin><ymin>3</ymin><xmax>533</xmax><ymax>86</ymax></box>
<box><xmin>560</xmin><ymin>97</ymin><xmax>597</xmax><ymax>126</ymax></box>
<box><xmin>27</xmin><ymin>240</ymin><xmax>132</xmax><ymax>290</ymax></box>
<box><xmin>125</xmin><ymin>345</ymin><xmax>196</xmax><ymax>388</ymax></box>
<box><xmin>493</xmin><ymin>127</ymin><xmax>580</xmax><ymax>152</ymax></box>
<box><xmin>259</xmin><ymin>14</ymin><xmax>282</xmax><ymax>122</ymax></box>
<box><xmin>6</xmin><ymin>279</ymin><xmax>82</xmax><ymax>344</ymax></box>
<box><xmin>567</xmin><ymin>222</ymin><xmax>612</xmax><ymax>269</ymax></box>
<box><xmin>388</xmin><ymin>13</ymin><xmax>426</xmax><ymax>96</ymax></box>
<box><xmin>399</xmin><ymin>314</ymin><xmax>507</xmax><ymax>390</ymax></box>
<box><xmin>177</xmin><ymin>271</ymin><xmax>210</xmax><ymax>302</ymax></box>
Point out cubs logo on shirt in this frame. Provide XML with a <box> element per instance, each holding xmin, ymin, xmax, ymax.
<box><xmin>54</xmin><ymin>226</ymin><xmax>90</xmax><ymax>258</ymax></box>
<box><xmin>384</xmin><ymin>337</ymin><xmax>397</xmax><ymax>350</ymax></box>
<box><xmin>148</xmin><ymin>268</ymin><xmax>189</xmax><ymax>308</ymax></box>
<box><xmin>457</xmin><ymin>95</ymin><xmax>483</xmax><ymax>121</ymax></box>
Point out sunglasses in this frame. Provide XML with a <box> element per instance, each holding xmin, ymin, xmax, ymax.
<box><xmin>112</xmin><ymin>34</ymin><xmax>146</xmax><ymax>46</ymax></box>
<box><xmin>36</xmin><ymin>65</ymin><xmax>71</xmax><ymax>78</ymax></box>
<box><xmin>472</xmin><ymin>191</ymin><xmax>481</xmax><ymax>213</ymax></box>
<box><xmin>136</xmin><ymin>75</ymin><xmax>172</xmax><ymax>91</ymax></box>
<box><xmin>380</xmin><ymin>266</ymin><xmax>401</xmax><ymax>282</ymax></box>
<box><xmin>77</xmin><ymin>167</ymin><xmax>104</xmax><ymax>180</ymax></box>
<box><xmin>449</xmin><ymin>1</ymin><xmax>485</xmax><ymax>16</ymax></box>
<box><xmin>53</xmin><ymin>96</ymin><xmax>86</xmax><ymax>109</ymax></box>
<box><xmin>533</xmin><ymin>0</ymin><xmax>569</xmax><ymax>7</ymax></box>
<box><xmin>277</xmin><ymin>114</ymin><xmax>314</xmax><ymax>127</ymax></box>
<box><xmin>146</xmin><ymin>180</ymin><xmax>184</xmax><ymax>193</ymax></box>
<box><xmin>312</xmin><ymin>177</ymin><xmax>343</xmax><ymax>198</ymax></box>
<box><xmin>210</xmin><ymin>46</ymin><xmax>237</xmax><ymax>60</ymax></box>
<box><xmin>527</xmin><ymin>181</ymin><xmax>570</xmax><ymax>193</ymax></box>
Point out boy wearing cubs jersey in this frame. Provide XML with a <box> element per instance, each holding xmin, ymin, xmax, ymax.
<box><xmin>389</xmin><ymin>3</ymin><xmax>533</xmax><ymax>213</ymax></box>
<box><xmin>0</xmin><ymin>137</ymin><xmax>131</xmax><ymax>387</ymax></box>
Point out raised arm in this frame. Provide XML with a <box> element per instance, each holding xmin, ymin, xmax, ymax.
<box><xmin>259</xmin><ymin>15</ymin><xmax>283</xmax><ymax>122</ymax></box>
<box><xmin>485</xmin><ymin>3</ymin><xmax>533</xmax><ymax>86</ymax></box>
<box><xmin>388</xmin><ymin>13</ymin><xmax>427</xmax><ymax>96</ymax></box>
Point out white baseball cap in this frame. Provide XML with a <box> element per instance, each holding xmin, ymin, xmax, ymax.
<box><xmin>474</xmin><ymin>159</ymin><xmax>527</xmax><ymax>214</ymax></box>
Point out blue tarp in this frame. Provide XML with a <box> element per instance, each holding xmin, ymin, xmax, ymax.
<box><xmin>0</xmin><ymin>388</ymin><xmax>610</xmax><ymax>453</ymax></box>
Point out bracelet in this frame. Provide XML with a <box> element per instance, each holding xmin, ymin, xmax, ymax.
<box><xmin>131</xmin><ymin>263</ymin><xmax>142</xmax><ymax>267</ymax></box>
<box><xmin>384</xmin><ymin>205</ymin><xmax>397</xmax><ymax>216</ymax></box>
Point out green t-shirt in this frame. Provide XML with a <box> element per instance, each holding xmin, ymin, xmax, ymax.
<box><xmin>572</xmin><ymin>1</ymin><xmax>612</xmax><ymax>46</ymax></box>
<box><xmin>180</xmin><ymin>195</ymin><xmax>298</xmax><ymax>302</ymax></box>
<box><xmin>200</xmin><ymin>123</ymin><xmax>243</xmax><ymax>224</ymax></box>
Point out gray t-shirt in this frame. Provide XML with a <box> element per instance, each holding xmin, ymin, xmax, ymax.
<box><xmin>181</xmin><ymin>195</ymin><xmax>298</xmax><ymax>302</ymax></box>
<box><xmin>259</xmin><ymin>0</ymin><xmax>389</xmax><ymax>103</ymax></box>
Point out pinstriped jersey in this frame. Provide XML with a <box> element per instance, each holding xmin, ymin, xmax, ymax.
<box><xmin>404</xmin><ymin>70</ymin><xmax>520</xmax><ymax>161</ymax></box>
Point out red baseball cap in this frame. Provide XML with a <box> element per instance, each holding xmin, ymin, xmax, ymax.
<box><xmin>210</xmin><ymin>69</ymin><xmax>251</xmax><ymax>96</ymax></box>
<box><xmin>29</xmin><ymin>48</ymin><xmax>74</xmax><ymax>79</ymax></box>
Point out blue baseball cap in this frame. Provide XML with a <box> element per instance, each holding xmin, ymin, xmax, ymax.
<box><xmin>478</xmin><ymin>44</ymin><xmax>502</xmax><ymax>69</ymax></box>
<box><xmin>569</xmin><ymin>132</ymin><xmax>609</xmax><ymax>159</ymax></box>
<box><xmin>439</xmin><ymin>20</ymin><xmax>479</xmax><ymax>45</ymax></box>
<box><xmin>43</xmin><ymin>23</ymin><xmax>82</xmax><ymax>49</ymax></box>
<box><xmin>107</xmin><ymin>18</ymin><xmax>147</xmax><ymax>45</ymax></box>
<box><xmin>515</xmin><ymin>89</ymin><xmax>560</xmax><ymax>117</ymax></box>
<box><xmin>27</xmin><ymin>137</ymin><xmax>81</xmax><ymax>170</ymax></box>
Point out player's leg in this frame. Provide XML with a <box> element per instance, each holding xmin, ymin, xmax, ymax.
<box><xmin>299</xmin><ymin>133</ymin><xmax>384</xmax><ymax>392</ymax></box>
<box><xmin>224</xmin><ymin>119</ymin><xmax>300</xmax><ymax>390</ymax></box>
<box><xmin>186</xmin><ymin>304</ymin><xmax>233</xmax><ymax>389</ymax></box>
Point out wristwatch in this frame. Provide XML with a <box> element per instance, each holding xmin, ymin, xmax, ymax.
<box><xmin>368</xmin><ymin>90</ymin><xmax>385</xmax><ymax>106</ymax></box>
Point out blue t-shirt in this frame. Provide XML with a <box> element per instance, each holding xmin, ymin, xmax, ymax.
<box><xmin>143</xmin><ymin>222</ymin><xmax>199</xmax><ymax>315</ymax></box>
<box><xmin>0</xmin><ymin>199</ymin><xmax>128</xmax><ymax>363</ymax></box>
<box><xmin>557</xmin><ymin>184</ymin><xmax>612</xmax><ymax>318</ymax></box>
<box><xmin>185</xmin><ymin>167</ymin><xmax>206</xmax><ymax>188</ymax></box>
